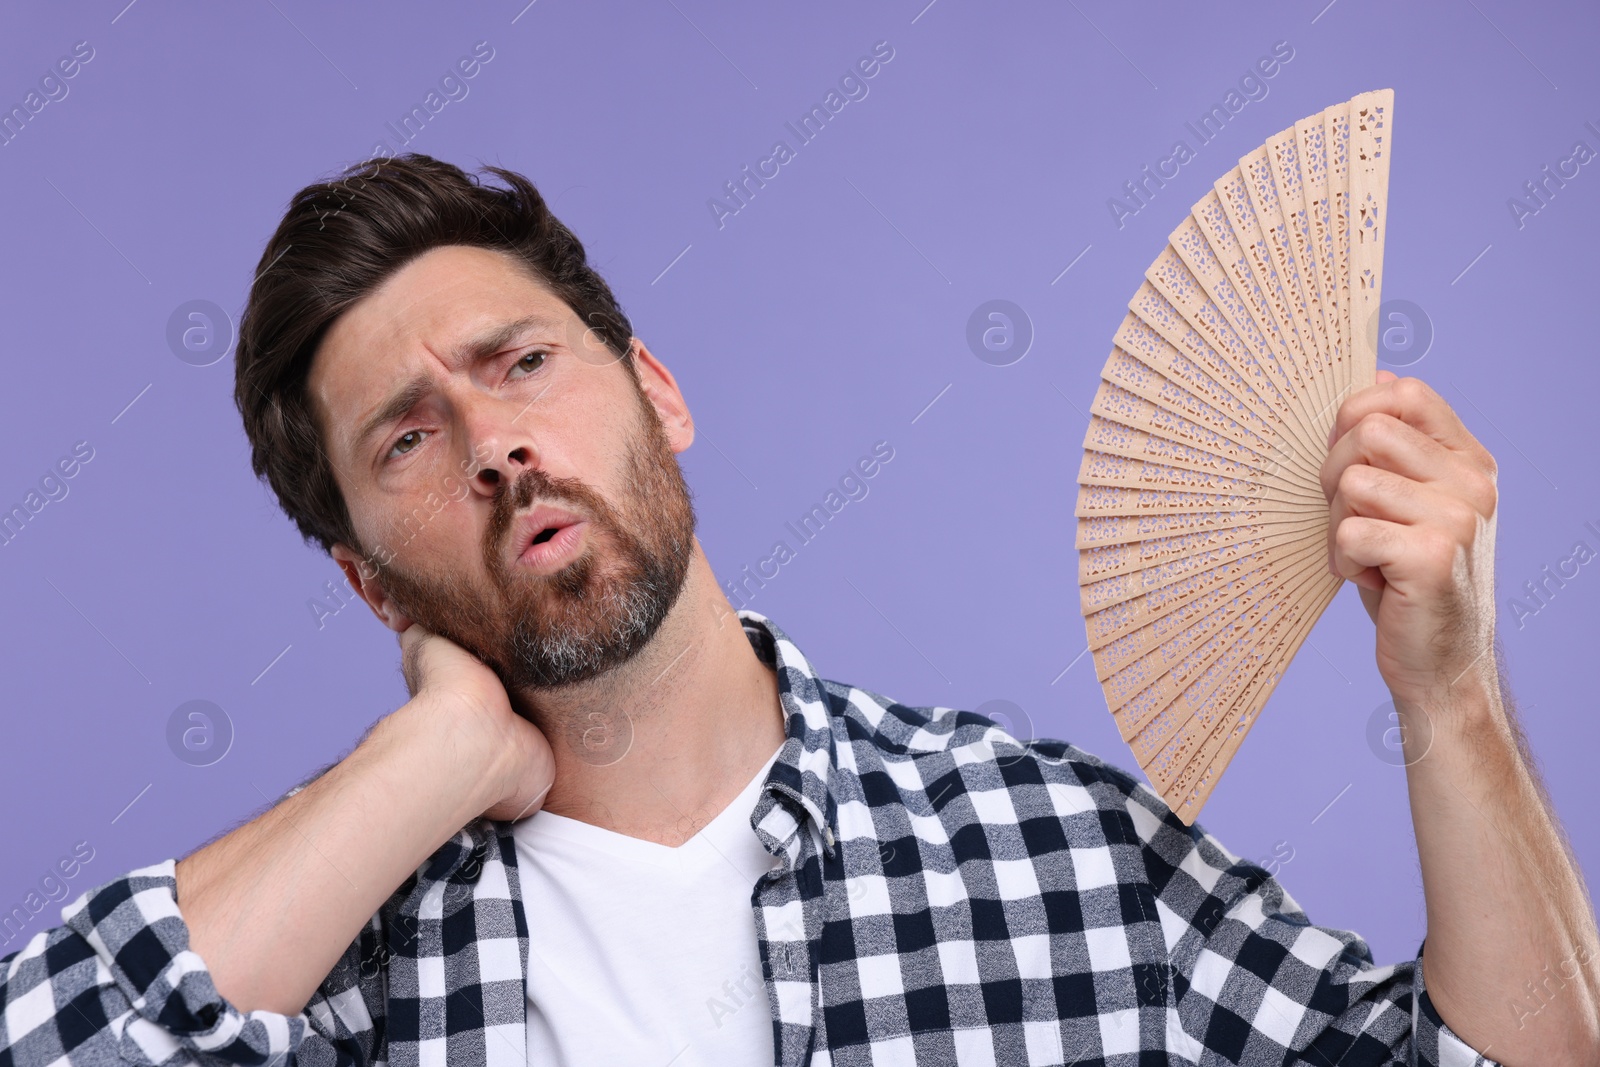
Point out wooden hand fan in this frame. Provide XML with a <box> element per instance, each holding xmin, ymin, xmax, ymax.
<box><xmin>1075</xmin><ymin>88</ymin><xmax>1393</xmax><ymax>825</ymax></box>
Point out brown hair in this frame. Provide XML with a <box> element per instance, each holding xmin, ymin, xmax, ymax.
<box><xmin>233</xmin><ymin>152</ymin><xmax>636</xmax><ymax>556</ymax></box>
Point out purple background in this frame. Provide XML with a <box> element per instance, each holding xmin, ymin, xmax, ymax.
<box><xmin>2</xmin><ymin>0</ymin><xmax>1596</xmax><ymax>968</ymax></box>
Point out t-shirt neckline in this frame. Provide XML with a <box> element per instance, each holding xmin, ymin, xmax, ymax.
<box><xmin>511</xmin><ymin>740</ymin><xmax>783</xmax><ymax>867</ymax></box>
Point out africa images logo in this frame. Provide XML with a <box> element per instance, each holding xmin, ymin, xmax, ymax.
<box><xmin>1106</xmin><ymin>40</ymin><xmax>1296</xmax><ymax>230</ymax></box>
<box><xmin>707</xmin><ymin>41</ymin><xmax>896</xmax><ymax>230</ymax></box>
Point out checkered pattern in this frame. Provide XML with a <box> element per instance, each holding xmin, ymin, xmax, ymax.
<box><xmin>1</xmin><ymin>610</ymin><xmax>1497</xmax><ymax>1066</ymax></box>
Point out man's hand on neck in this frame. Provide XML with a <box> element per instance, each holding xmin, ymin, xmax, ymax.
<box><xmin>175</xmin><ymin>550</ymin><xmax>780</xmax><ymax>1018</ymax></box>
<box><xmin>175</xmin><ymin>629</ymin><xmax>548</xmax><ymax>1017</ymax></box>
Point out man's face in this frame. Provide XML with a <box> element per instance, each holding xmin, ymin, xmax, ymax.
<box><xmin>307</xmin><ymin>244</ymin><xmax>697</xmax><ymax>692</ymax></box>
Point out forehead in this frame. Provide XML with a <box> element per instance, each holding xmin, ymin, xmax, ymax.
<box><xmin>307</xmin><ymin>244</ymin><xmax>573</xmax><ymax>449</ymax></box>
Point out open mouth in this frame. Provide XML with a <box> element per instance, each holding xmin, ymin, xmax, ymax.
<box><xmin>512</xmin><ymin>507</ymin><xmax>590</xmax><ymax>573</ymax></box>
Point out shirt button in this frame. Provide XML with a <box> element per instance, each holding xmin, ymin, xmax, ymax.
<box><xmin>822</xmin><ymin>825</ymin><xmax>835</xmax><ymax>849</ymax></box>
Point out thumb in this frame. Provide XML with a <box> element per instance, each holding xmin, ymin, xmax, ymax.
<box><xmin>398</xmin><ymin>623</ymin><xmax>435</xmax><ymax>696</ymax></box>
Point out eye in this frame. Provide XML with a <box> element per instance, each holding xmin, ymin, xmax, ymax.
<box><xmin>510</xmin><ymin>349</ymin><xmax>548</xmax><ymax>378</ymax></box>
<box><xmin>388</xmin><ymin>429</ymin><xmax>427</xmax><ymax>459</ymax></box>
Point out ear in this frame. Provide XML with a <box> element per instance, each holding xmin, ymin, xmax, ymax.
<box><xmin>330</xmin><ymin>542</ymin><xmax>413</xmax><ymax>633</ymax></box>
<box><xmin>629</xmin><ymin>339</ymin><xmax>694</xmax><ymax>454</ymax></box>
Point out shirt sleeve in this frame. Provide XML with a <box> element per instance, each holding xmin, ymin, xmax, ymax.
<box><xmin>0</xmin><ymin>860</ymin><xmax>384</xmax><ymax>1067</ymax></box>
<box><xmin>1122</xmin><ymin>784</ymin><xmax>1499</xmax><ymax>1066</ymax></box>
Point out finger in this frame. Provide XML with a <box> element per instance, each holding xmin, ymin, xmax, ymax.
<box><xmin>1357</xmin><ymin>582</ymin><xmax>1382</xmax><ymax>623</ymax></box>
<box><xmin>398</xmin><ymin>624</ymin><xmax>433</xmax><ymax>696</ymax></box>
<box><xmin>1331</xmin><ymin>515</ymin><xmax>1398</xmax><ymax>591</ymax></box>
<box><xmin>1319</xmin><ymin>413</ymin><xmax>1495</xmax><ymax>517</ymax></box>
<box><xmin>1326</xmin><ymin>464</ymin><xmax>1394</xmax><ymax>589</ymax></box>
<box><xmin>1330</xmin><ymin>464</ymin><xmax>1480</xmax><ymax>537</ymax></box>
<box><xmin>1328</xmin><ymin>377</ymin><xmax>1488</xmax><ymax>470</ymax></box>
<box><xmin>1333</xmin><ymin>514</ymin><xmax>1458</xmax><ymax>594</ymax></box>
<box><xmin>1327</xmin><ymin>466</ymin><xmax>1480</xmax><ymax>587</ymax></box>
<box><xmin>1321</xmin><ymin>412</ymin><xmax>1447</xmax><ymax>502</ymax></box>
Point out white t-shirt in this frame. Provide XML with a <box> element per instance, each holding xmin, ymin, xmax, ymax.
<box><xmin>509</xmin><ymin>743</ymin><xmax>785</xmax><ymax>1066</ymax></box>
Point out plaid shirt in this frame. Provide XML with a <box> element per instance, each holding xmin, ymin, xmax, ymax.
<box><xmin>2</xmin><ymin>609</ymin><xmax>1495</xmax><ymax>1067</ymax></box>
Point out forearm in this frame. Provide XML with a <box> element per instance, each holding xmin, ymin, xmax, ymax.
<box><xmin>175</xmin><ymin>694</ymin><xmax>496</xmax><ymax>1016</ymax></box>
<box><xmin>1405</xmin><ymin>675</ymin><xmax>1600</xmax><ymax>1065</ymax></box>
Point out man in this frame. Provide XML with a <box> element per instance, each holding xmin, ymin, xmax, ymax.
<box><xmin>0</xmin><ymin>154</ymin><xmax>1594</xmax><ymax>1067</ymax></box>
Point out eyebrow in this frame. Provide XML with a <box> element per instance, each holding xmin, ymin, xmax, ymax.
<box><xmin>350</xmin><ymin>313</ymin><xmax>564</xmax><ymax>456</ymax></box>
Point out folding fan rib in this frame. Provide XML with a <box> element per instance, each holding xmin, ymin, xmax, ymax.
<box><xmin>1076</xmin><ymin>515</ymin><xmax>1322</xmax><ymax>592</ymax></box>
<box><xmin>1271</xmin><ymin>122</ymin><xmax>1344</xmax><ymax>430</ymax></box>
<box><xmin>1133</xmin><ymin>557</ymin><xmax>1335</xmax><ymax>794</ymax></box>
<box><xmin>1323</xmin><ymin>101</ymin><xmax>1355</xmax><ymax>429</ymax></box>
<box><xmin>1097</xmin><ymin>538</ymin><xmax>1330</xmax><ymax>712</ymax></box>
<box><xmin>1212</xmin><ymin>169</ymin><xmax>1327</xmax><ymax>447</ymax></box>
<box><xmin>1078</xmin><ymin>521</ymin><xmax>1322</xmax><ymax>623</ymax></box>
<box><xmin>1079</xmin><ymin>519</ymin><xmax>1325</xmax><ymax>653</ymax></box>
<box><xmin>1089</xmin><ymin>534</ymin><xmax>1324</xmax><ymax>689</ymax></box>
<box><xmin>1076</xmin><ymin>412</ymin><xmax>1306</xmax><ymax>501</ymax></box>
<box><xmin>1166</xmin><ymin>574</ymin><xmax>1343</xmax><ymax>817</ymax></box>
<box><xmin>1083</xmin><ymin>380</ymin><xmax>1308</xmax><ymax>500</ymax></box>
<box><xmin>1076</xmin><ymin>444</ymin><xmax>1316</xmax><ymax>519</ymax></box>
<box><xmin>1289</xmin><ymin>112</ymin><xmax>1346</xmax><ymax>440</ymax></box>
<box><xmin>1244</xmin><ymin>139</ymin><xmax>1336</xmax><ymax>435</ymax></box>
<box><xmin>1140</xmin><ymin>247</ymin><xmax>1324</xmax><ymax>484</ymax></box>
<box><xmin>1094</xmin><ymin>326</ymin><xmax>1323</xmax><ymax>504</ymax></box>
<box><xmin>1106</xmin><ymin>536</ymin><xmax>1328</xmax><ymax>710</ymax></box>
<box><xmin>1181</xmin><ymin>193</ymin><xmax>1327</xmax><ymax>461</ymax></box>
<box><xmin>1128</xmin><ymin>265</ymin><xmax>1319</xmax><ymax>461</ymax></box>
<box><xmin>1346</xmin><ymin>89</ymin><xmax>1392</xmax><ymax>391</ymax></box>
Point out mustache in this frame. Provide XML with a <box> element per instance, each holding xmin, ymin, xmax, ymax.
<box><xmin>482</xmin><ymin>466</ymin><xmax>599</xmax><ymax>571</ymax></box>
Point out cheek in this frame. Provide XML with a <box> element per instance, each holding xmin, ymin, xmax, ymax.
<box><xmin>542</xmin><ymin>394</ymin><xmax>632</xmax><ymax>490</ymax></box>
<box><xmin>401</xmin><ymin>491</ymin><xmax>480</xmax><ymax>557</ymax></box>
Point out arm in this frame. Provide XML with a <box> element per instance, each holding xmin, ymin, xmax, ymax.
<box><xmin>1402</xmin><ymin>663</ymin><xmax>1597</xmax><ymax>1061</ymax></box>
<box><xmin>1322</xmin><ymin>373</ymin><xmax>1600</xmax><ymax>1064</ymax></box>
<box><xmin>0</xmin><ymin>625</ymin><xmax>553</xmax><ymax>1066</ymax></box>
<box><xmin>1132</xmin><ymin>784</ymin><xmax>1499</xmax><ymax>1067</ymax></box>
<box><xmin>174</xmin><ymin>699</ymin><xmax>498</xmax><ymax>1015</ymax></box>
<box><xmin>179</xmin><ymin>623</ymin><xmax>555</xmax><ymax>1015</ymax></box>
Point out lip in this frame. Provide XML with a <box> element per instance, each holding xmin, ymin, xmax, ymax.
<box><xmin>512</xmin><ymin>506</ymin><xmax>590</xmax><ymax>574</ymax></box>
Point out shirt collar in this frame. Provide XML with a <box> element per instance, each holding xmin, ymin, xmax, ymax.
<box><xmin>428</xmin><ymin>608</ymin><xmax>842</xmax><ymax>890</ymax></box>
<box><xmin>735</xmin><ymin>608</ymin><xmax>841</xmax><ymax>859</ymax></box>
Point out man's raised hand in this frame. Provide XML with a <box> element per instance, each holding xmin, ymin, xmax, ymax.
<box><xmin>1321</xmin><ymin>370</ymin><xmax>1501</xmax><ymax>709</ymax></box>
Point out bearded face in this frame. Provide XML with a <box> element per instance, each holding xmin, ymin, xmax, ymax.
<box><xmin>367</xmin><ymin>379</ymin><xmax>697</xmax><ymax>693</ymax></box>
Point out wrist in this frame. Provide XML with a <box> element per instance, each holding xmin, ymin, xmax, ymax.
<box><xmin>369</xmin><ymin>694</ymin><xmax>508</xmax><ymax>824</ymax></box>
<box><xmin>1397</xmin><ymin>673</ymin><xmax>1522</xmax><ymax>786</ymax></box>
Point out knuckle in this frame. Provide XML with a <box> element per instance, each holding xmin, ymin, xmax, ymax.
<box><xmin>1418</xmin><ymin>528</ymin><xmax>1456</xmax><ymax>568</ymax></box>
<box><xmin>1353</xmin><ymin>412</ymin><xmax>1389</xmax><ymax>447</ymax></box>
<box><xmin>1336</xmin><ymin>464</ymin><xmax>1363</xmax><ymax>495</ymax></box>
<box><xmin>1464</xmin><ymin>469</ymin><xmax>1497</xmax><ymax>515</ymax></box>
<box><xmin>1338</xmin><ymin>463</ymin><xmax>1379</xmax><ymax>499</ymax></box>
<box><xmin>1443</xmin><ymin>500</ymin><xmax>1478</xmax><ymax>541</ymax></box>
<box><xmin>1392</xmin><ymin>376</ymin><xmax>1430</xmax><ymax>407</ymax></box>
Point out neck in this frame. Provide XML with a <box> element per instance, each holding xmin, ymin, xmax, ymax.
<box><xmin>511</xmin><ymin>542</ymin><xmax>785</xmax><ymax>845</ymax></box>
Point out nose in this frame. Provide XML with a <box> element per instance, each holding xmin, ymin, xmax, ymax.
<box><xmin>471</xmin><ymin>444</ymin><xmax>532</xmax><ymax>497</ymax></box>
<box><xmin>464</xmin><ymin>407</ymin><xmax>539</xmax><ymax>500</ymax></box>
